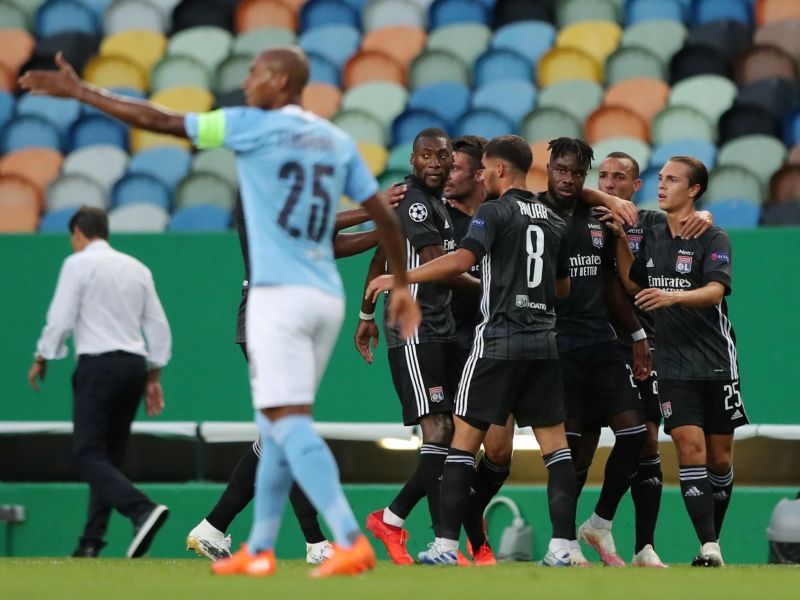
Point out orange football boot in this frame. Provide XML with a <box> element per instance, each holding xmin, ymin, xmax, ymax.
<box><xmin>310</xmin><ymin>535</ymin><xmax>376</xmax><ymax>577</ymax></box>
<box><xmin>211</xmin><ymin>544</ymin><xmax>276</xmax><ymax>576</ymax></box>
<box><xmin>366</xmin><ymin>510</ymin><xmax>413</xmax><ymax>565</ymax></box>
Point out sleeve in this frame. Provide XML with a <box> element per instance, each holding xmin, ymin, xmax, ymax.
<box><xmin>141</xmin><ymin>270</ymin><xmax>172</xmax><ymax>368</ymax></box>
<box><xmin>459</xmin><ymin>202</ymin><xmax>501</xmax><ymax>261</ymax></box>
<box><xmin>600</xmin><ymin>226</ymin><xmax>615</xmax><ymax>269</ymax></box>
<box><xmin>702</xmin><ymin>231</ymin><xmax>732</xmax><ymax>295</ymax></box>
<box><xmin>629</xmin><ymin>235</ymin><xmax>648</xmax><ymax>288</ymax></box>
<box><xmin>397</xmin><ymin>190</ymin><xmax>443</xmax><ymax>251</ymax></box>
<box><xmin>35</xmin><ymin>258</ymin><xmax>82</xmax><ymax>360</ymax></box>
<box><xmin>556</xmin><ymin>233</ymin><xmax>570</xmax><ymax>279</ymax></box>
<box><xmin>344</xmin><ymin>139</ymin><xmax>379</xmax><ymax>203</ymax></box>
<box><xmin>638</xmin><ymin>209</ymin><xmax>666</xmax><ymax>229</ymax></box>
<box><xmin>184</xmin><ymin>108</ymin><xmax>264</xmax><ymax>152</ymax></box>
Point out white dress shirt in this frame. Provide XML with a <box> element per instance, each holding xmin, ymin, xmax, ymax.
<box><xmin>36</xmin><ymin>239</ymin><xmax>172</xmax><ymax>367</ymax></box>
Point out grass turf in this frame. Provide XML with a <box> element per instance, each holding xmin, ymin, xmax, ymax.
<box><xmin>1</xmin><ymin>559</ymin><xmax>797</xmax><ymax>600</ymax></box>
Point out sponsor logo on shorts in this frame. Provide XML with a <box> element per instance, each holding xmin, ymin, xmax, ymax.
<box><xmin>675</xmin><ymin>255</ymin><xmax>692</xmax><ymax>273</ymax></box>
<box><xmin>429</xmin><ymin>386</ymin><xmax>444</xmax><ymax>403</ymax></box>
<box><xmin>660</xmin><ymin>401</ymin><xmax>672</xmax><ymax>418</ymax></box>
<box><xmin>409</xmin><ymin>203</ymin><xmax>428</xmax><ymax>222</ymax></box>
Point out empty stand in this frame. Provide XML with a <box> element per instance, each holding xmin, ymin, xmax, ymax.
<box><xmin>605</xmin><ymin>45</ymin><xmax>665</xmax><ymax>84</ymax></box>
<box><xmin>0</xmin><ymin>174</ymin><xmax>39</xmax><ymax>232</ymax></box>
<box><xmin>0</xmin><ymin>147</ymin><xmax>62</xmax><ymax>204</ymax></box>
<box><xmin>538</xmin><ymin>46</ymin><xmax>600</xmax><ymax>87</ymax></box>
<box><xmin>471</xmin><ymin>79</ymin><xmax>536</xmax><ymax>126</ymax></box>
<box><xmin>342</xmin><ymin>81</ymin><xmax>408</xmax><ymax>132</ymax></box>
<box><xmin>408</xmin><ymin>81</ymin><xmax>470</xmax><ymax>125</ymax></box>
<box><xmin>409</xmin><ymin>49</ymin><xmax>469</xmax><ymax>89</ymax></box>
<box><xmin>300</xmin><ymin>0</ymin><xmax>359</xmax><ymax>31</ymax></box>
<box><xmin>621</xmin><ymin>19</ymin><xmax>686</xmax><ymax>64</ymax></box>
<box><xmin>475</xmin><ymin>48</ymin><xmax>533</xmax><ymax>87</ymax></box>
<box><xmin>718</xmin><ymin>104</ymin><xmax>782</xmax><ymax>145</ymax></box>
<box><xmin>717</xmin><ymin>134</ymin><xmax>786</xmax><ymax>188</ymax></box>
<box><xmin>47</xmin><ymin>173</ymin><xmax>108</xmax><ymax>211</ymax></box>
<box><xmin>108</xmin><ymin>203</ymin><xmax>169</xmax><ymax>232</ymax></box>
<box><xmin>604</xmin><ymin>77</ymin><xmax>670</xmax><ymax>122</ymax></box>
<box><xmin>669</xmin><ymin>74</ymin><xmax>737</xmax><ymax>122</ymax></box>
<box><xmin>62</xmin><ymin>145</ymin><xmax>129</xmax><ymax>191</ymax></box>
<box><xmin>521</xmin><ymin>108</ymin><xmax>583</xmax><ymax>145</ymax></box>
<box><xmin>427</xmin><ymin>23</ymin><xmax>491</xmax><ymax>67</ymax></box>
<box><xmin>670</xmin><ymin>43</ymin><xmax>729</xmax><ymax>83</ymax></box>
<box><xmin>650</xmin><ymin>105</ymin><xmax>715</xmax><ymax>145</ymax></box>
<box><xmin>175</xmin><ymin>172</ymin><xmax>236</xmax><ymax>210</ymax></box>
<box><xmin>454</xmin><ymin>108</ymin><xmax>515</xmax><ymax>140</ymax></box>
<box><xmin>584</xmin><ymin>105</ymin><xmax>649</xmax><ymax>144</ymax></box>
<box><xmin>391</xmin><ymin>108</ymin><xmax>448</xmax><ymax>145</ymax></box>
<box><xmin>343</xmin><ymin>50</ymin><xmax>405</xmax><ymax>89</ymax></box>
<box><xmin>301</xmin><ymin>82</ymin><xmax>342</xmax><ymax>119</ymax></box>
<box><xmin>362</xmin><ymin>25</ymin><xmax>426</xmax><ymax>69</ymax></box>
<box><xmin>362</xmin><ymin>0</ymin><xmax>424</xmax><ymax>31</ymax></box>
<box><xmin>299</xmin><ymin>24</ymin><xmax>360</xmax><ymax>68</ymax></box>
<box><xmin>539</xmin><ymin>79</ymin><xmax>603</xmax><ymax>123</ymax></box>
<box><xmin>169</xmin><ymin>204</ymin><xmax>231</xmax><ymax>231</ymax></box>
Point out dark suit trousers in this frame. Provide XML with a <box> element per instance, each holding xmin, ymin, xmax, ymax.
<box><xmin>72</xmin><ymin>353</ymin><xmax>154</xmax><ymax>547</ymax></box>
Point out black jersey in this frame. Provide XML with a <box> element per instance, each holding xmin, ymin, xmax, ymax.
<box><xmin>630</xmin><ymin>223</ymin><xmax>738</xmax><ymax>381</ymax></box>
<box><xmin>384</xmin><ymin>175</ymin><xmax>457</xmax><ymax>348</ymax></box>
<box><xmin>459</xmin><ymin>189</ymin><xmax>568</xmax><ymax>360</ymax></box>
<box><xmin>545</xmin><ymin>199</ymin><xmax>617</xmax><ymax>352</ymax></box>
<box><xmin>446</xmin><ymin>202</ymin><xmax>481</xmax><ymax>351</ymax></box>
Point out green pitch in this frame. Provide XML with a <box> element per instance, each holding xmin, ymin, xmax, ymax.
<box><xmin>2</xmin><ymin>559</ymin><xmax>797</xmax><ymax>600</ymax></box>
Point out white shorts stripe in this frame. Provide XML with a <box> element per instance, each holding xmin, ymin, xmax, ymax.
<box><xmin>404</xmin><ymin>343</ymin><xmax>428</xmax><ymax>418</ymax></box>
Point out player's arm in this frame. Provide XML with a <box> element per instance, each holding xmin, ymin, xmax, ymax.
<box><xmin>19</xmin><ymin>53</ymin><xmax>186</xmax><ymax>137</ymax></box>
<box><xmin>334</xmin><ymin>183</ymin><xmax>407</xmax><ymax>232</ymax></box>
<box><xmin>579</xmin><ymin>187</ymin><xmax>637</xmax><ymax>227</ymax></box>
<box><xmin>354</xmin><ymin>246</ymin><xmax>385</xmax><ymax>364</ymax></box>
<box><xmin>418</xmin><ymin>244</ymin><xmax>481</xmax><ymax>294</ymax></box>
<box><xmin>366</xmin><ymin>248</ymin><xmax>477</xmax><ymax>301</ymax></box>
<box><xmin>634</xmin><ymin>208</ymin><xmax>714</xmax><ymax>239</ymax></box>
<box><xmin>635</xmin><ymin>282</ymin><xmax>725</xmax><ymax>311</ymax></box>
<box><xmin>607</xmin><ymin>221</ymin><xmax>642</xmax><ymax>296</ymax></box>
<box><xmin>602</xmin><ymin>263</ymin><xmax>651</xmax><ymax>380</ymax></box>
<box><xmin>334</xmin><ymin>231</ymin><xmax>379</xmax><ymax>258</ymax></box>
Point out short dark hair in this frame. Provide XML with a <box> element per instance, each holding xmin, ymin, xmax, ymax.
<box><xmin>69</xmin><ymin>206</ymin><xmax>109</xmax><ymax>239</ymax></box>
<box><xmin>604</xmin><ymin>151</ymin><xmax>640</xmax><ymax>178</ymax></box>
<box><xmin>484</xmin><ymin>135</ymin><xmax>532</xmax><ymax>174</ymax></box>
<box><xmin>668</xmin><ymin>155</ymin><xmax>709</xmax><ymax>202</ymax></box>
<box><xmin>548</xmin><ymin>137</ymin><xmax>594</xmax><ymax>170</ymax></box>
<box><xmin>412</xmin><ymin>127</ymin><xmax>450</xmax><ymax>151</ymax></box>
<box><xmin>452</xmin><ymin>135</ymin><xmax>487</xmax><ymax>171</ymax></box>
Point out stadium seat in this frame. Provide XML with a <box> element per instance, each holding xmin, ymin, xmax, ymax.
<box><xmin>620</xmin><ymin>19</ymin><xmax>686</xmax><ymax>64</ymax></box>
<box><xmin>670</xmin><ymin>43</ymin><xmax>729</xmax><ymax>83</ymax></box>
<box><xmin>526</xmin><ymin>165</ymin><xmax>548</xmax><ymax>192</ymax></box>
<box><xmin>707</xmin><ymin>199</ymin><xmax>759</xmax><ymax>228</ymax></box>
<box><xmin>131</xmin><ymin>86</ymin><xmax>213</xmax><ymax>152</ymax></box>
<box><xmin>36</xmin><ymin>0</ymin><xmax>98</xmax><ymax>37</ymax></box>
<box><xmin>174</xmin><ymin>171</ymin><xmax>236</xmax><ymax>211</ymax></box>
<box><xmin>299</xmin><ymin>25</ymin><xmax>360</xmax><ymax>69</ymax></box>
<box><xmin>0</xmin><ymin>90</ymin><xmax>13</xmax><ymax>129</ymax></box>
<box><xmin>235</xmin><ymin>0</ymin><xmax>297</xmax><ymax>33</ymax></box>
<box><xmin>585</xmin><ymin>105</ymin><xmax>649</xmax><ymax>144</ymax></box>
<box><xmin>104</xmin><ymin>0</ymin><xmax>168</xmax><ymax>35</ymax></box>
<box><xmin>690</xmin><ymin>0</ymin><xmax>752</xmax><ymax>26</ymax></box>
<box><xmin>624</xmin><ymin>0</ymin><xmax>685</xmax><ymax>26</ymax></box>
<box><xmin>361</xmin><ymin>25</ymin><xmax>426</xmax><ymax>70</ymax></box>
<box><xmin>301</xmin><ymin>82</ymin><xmax>341</xmax><ymax>119</ymax></box>
<box><xmin>538</xmin><ymin>46</ymin><xmax>601</xmax><ymax>87</ymax></box>
<box><xmin>109</xmin><ymin>203</ymin><xmax>169</xmax><ymax>232</ymax></box>
<box><xmin>362</xmin><ymin>0</ymin><xmax>425</xmax><ymax>32</ymax></box>
<box><xmin>0</xmin><ymin>29</ymin><xmax>34</xmax><ymax>76</ymax></box>
<box><xmin>62</xmin><ymin>144</ymin><xmax>129</xmax><ymax>191</ymax></box>
<box><xmin>357</xmin><ymin>141</ymin><xmax>388</xmax><ymax>175</ymax></box>
<box><xmin>556</xmin><ymin>20</ymin><xmax>622</xmax><ymax>67</ymax></box>
<box><xmin>539</xmin><ymin>79</ymin><xmax>603</xmax><ymax>123</ymax></box>
<box><xmin>556</xmin><ymin>0</ymin><xmax>618</xmax><ymax>27</ymax></box>
<box><xmin>687</xmin><ymin>19</ymin><xmax>752</xmax><ymax>63</ymax></box>
<box><xmin>112</xmin><ymin>173</ymin><xmax>172</xmax><ymax>210</ymax></box>
<box><xmin>168</xmin><ymin>26</ymin><xmax>232</xmax><ymax>73</ymax></box>
<box><xmin>386</xmin><ymin>141</ymin><xmax>413</xmax><ymax>171</ymax></box>
<box><xmin>39</xmin><ymin>206</ymin><xmax>79</xmax><ymax>233</ymax></box>
<box><xmin>409</xmin><ymin>49</ymin><xmax>469</xmax><ymax>90</ymax></box>
<box><xmin>128</xmin><ymin>146</ymin><xmax>192</xmax><ymax>192</ymax></box>
<box><xmin>706</xmin><ymin>165</ymin><xmax>763</xmax><ymax>205</ymax></box>
<box><xmin>768</xmin><ymin>164</ymin><xmax>800</xmax><ymax>203</ymax></box>
<box><xmin>761</xmin><ymin>199</ymin><xmax>800</xmax><ymax>224</ymax></box>
<box><xmin>649</xmin><ymin>138</ymin><xmax>717</xmax><ymax>168</ymax></box>
<box><xmin>669</xmin><ymin>74</ymin><xmax>737</xmax><ymax>122</ymax></box>
<box><xmin>332</xmin><ymin>109</ymin><xmax>387</xmax><ymax>145</ymax></box>
<box><xmin>232</xmin><ymin>27</ymin><xmax>296</xmax><ymax>57</ymax></box>
<box><xmin>1</xmin><ymin>115</ymin><xmax>61</xmax><ymax>153</ymax></box>
<box><xmin>307</xmin><ymin>51</ymin><xmax>340</xmax><ymax>86</ymax></box>
<box><xmin>67</xmin><ymin>114</ymin><xmax>128</xmax><ymax>151</ymax></box>
<box><xmin>16</xmin><ymin>95</ymin><xmax>80</xmax><ymax>135</ymax></box>
<box><xmin>755</xmin><ymin>19</ymin><xmax>800</xmax><ymax>65</ymax></box>
<box><xmin>46</xmin><ymin>173</ymin><xmax>108</xmax><ymax>211</ymax></box>
<box><xmin>30</xmin><ymin>32</ymin><xmax>100</xmax><ymax>75</ymax></box>
<box><xmin>735</xmin><ymin>44</ymin><xmax>798</xmax><ymax>87</ymax></box>
<box><xmin>591</xmin><ymin>137</ymin><xmax>652</xmax><ymax>171</ymax></box>
<box><xmin>493</xmin><ymin>0</ymin><xmax>554</xmax><ymax>29</ymax></box>
<box><xmin>169</xmin><ymin>204</ymin><xmax>231</xmax><ymax>231</ymax></box>
<box><xmin>756</xmin><ymin>0</ymin><xmax>800</xmax><ymax>27</ymax></box>
<box><xmin>300</xmin><ymin>0</ymin><xmax>359</xmax><ymax>31</ymax></box>
<box><xmin>83</xmin><ymin>55</ymin><xmax>147</xmax><ymax>92</ymax></box>
<box><xmin>472</xmin><ymin>80</ymin><xmax>536</xmax><ymax>126</ymax></box>
<box><xmin>491</xmin><ymin>20</ymin><xmax>556</xmax><ymax>68</ymax></box>
<box><xmin>192</xmin><ymin>147</ymin><xmax>238</xmax><ymax>189</ymax></box>
<box><xmin>5</xmin><ymin>0</ymin><xmax>44</xmax><ymax>23</ymax></box>
<box><xmin>342</xmin><ymin>81</ymin><xmax>408</xmax><ymax>132</ymax></box>
<box><xmin>0</xmin><ymin>0</ymin><xmax>28</xmax><ymax>30</ymax></box>
<box><xmin>151</xmin><ymin>55</ymin><xmax>212</xmax><ymax>93</ymax></box>
<box><xmin>429</xmin><ymin>0</ymin><xmax>489</xmax><ymax>29</ymax></box>
<box><xmin>475</xmin><ymin>48</ymin><xmax>533</xmax><ymax>87</ymax></box>
<box><xmin>604</xmin><ymin>45</ymin><xmax>664</xmax><ymax>84</ymax></box>
<box><xmin>604</xmin><ymin>77</ymin><xmax>669</xmax><ymax>123</ymax></box>
<box><xmin>717</xmin><ymin>134</ymin><xmax>786</xmax><ymax>189</ymax></box>
<box><xmin>520</xmin><ymin>108</ymin><xmax>583</xmax><ymax>145</ymax></box>
<box><xmin>719</xmin><ymin>104</ymin><xmax>782</xmax><ymax>145</ymax></box>
<box><xmin>391</xmin><ymin>108</ymin><xmax>449</xmax><ymax>145</ymax></box>
<box><xmin>343</xmin><ymin>50</ymin><xmax>405</xmax><ymax>90</ymax></box>
<box><xmin>378</xmin><ymin>167</ymin><xmax>408</xmax><ymax>189</ymax></box>
<box><xmin>427</xmin><ymin>23</ymin><xmax>491</xmax><ymax>67</ymax></box>
<box><xmin>0</xmin><ymin>174</ymin><xmax>39</xmax><ymax>232</ymax></box>
<box><xmin>172</xmin><ymin>0</ymin><xmax>233</xmax><ymax>33</ymax></box>
<box><xmin>100</xmin><ymin>30</ymin><xmax>167</xmax><ymax>76</ymax></box>
<box><xmin>214</xmin><ymin>54</ymin><xmax>251</xmax><ymax>94</ymax></box>
<box><xmin>637</xmin><ymin>165</ymin><xmax>661</xmax><ymax>203</ymax></box>
<box><xmin>788</xmin><ymin>144</ymin><xmax>800</xmax><ymax>165</ymax></box>
<box><xmin>650</xmin><ymin>105</ymin><xmax>715</xmax><ymax>145</ymax></box>
<box><xmin>529</xmin><ymin>139</ymin><xmax>553</xmax><ymax>169</ymax></box>
<box><xmin>0</xmin><ymin>147</ymin><xmax>63</xmax><ymax>202</ymax></box>
<box><xmin>454</xmin><ymin>108</ymin><xmax>515</xmax><ymax>140</ymax></box>
<box><xmin>737</xmin><ymin>78</ymin><xmax>800</xmax><ymax>120</ymax></box>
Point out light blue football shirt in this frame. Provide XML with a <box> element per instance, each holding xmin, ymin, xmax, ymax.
<box><xmin>184</xmin><ymin>105</ymin><xmax>378</xmax><ymax>297</ymax></box>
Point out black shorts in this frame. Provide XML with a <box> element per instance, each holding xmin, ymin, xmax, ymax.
<box><xmin>560</xmin><ymin>342</ymin><xmax>642</xmax><ymax>425</ymax></box>
<box><xmin>658</xmin><ymin>378</ymin><xmax>749</xmax><ymax>435</ymax></box>
<box><xmin>455</xmin><ymin>357</ymin><xmax>565</xmax><ymax>429</ymax></box>
<box><xmin>388</xmin><ymin>341</ymin><xmax>460</xmax><ymax>426</ymax></box>
<box><xmin>620</xmin><ymin>342</ymin><xmax>660</xmax><ymax>424</ymax></box>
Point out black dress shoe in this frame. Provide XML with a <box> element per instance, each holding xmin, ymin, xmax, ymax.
<box><xmin>71</xmin><ymin>545</ymin><xmax>101</xmax><ymax>558</ymax></box>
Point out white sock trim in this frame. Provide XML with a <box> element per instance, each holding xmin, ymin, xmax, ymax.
<box><xmin>383</xmin><ymin>508</ymin><xmax>405</xmax><ymax>527</ymax></box>
<box><xmin>590</xmin><ymin>513</ymin><xmax>613</xmax><ymax>530</ymax></box>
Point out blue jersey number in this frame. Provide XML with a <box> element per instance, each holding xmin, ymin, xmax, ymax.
<box><xmin>277</xmin><ymin>161</ymin><xmax>334</xmax><ymax>242</ymax></box>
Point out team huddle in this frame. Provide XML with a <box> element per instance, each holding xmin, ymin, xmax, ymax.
<box><xmin>19</xmin><ymin>45</ymin><xmax>748</xmax><ymax>575</ymax></box>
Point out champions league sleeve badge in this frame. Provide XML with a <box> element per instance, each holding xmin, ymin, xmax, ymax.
<box><xmin>409</xmin><ymin>203</ymin><xmax>428</xmax><ymax>222</ymax></box>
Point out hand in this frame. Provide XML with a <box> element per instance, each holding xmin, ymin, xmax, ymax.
<box><xmin>598</xmin><ymin>211</ymin><xmax>627</xmax><ymax>239</ymax></box>
<box><xmin>28</xmin><ymin>358</ymin><xmax>47</xmax><ymax>391</ymax></box>
<box><xmin>366</xmin><ymin>274</ymin><xmax>395</xmax><ymax>303</ymax></box>
<box><xmin>384</xmin><ymin>183</ymin><xmax>407</xmax><ymax>209</ymax></box>
<box><xmin>631</xmin><ymin>338</ymin><xmax>652</xmax><ymax>381</ymax></box>
<box><xmin>145</xmin><ymin>381</ymin><xmax>164</xmax><ymax>417</ymax></box>
<box><xmin>354</xmin><ymin>320</ymin><xmax>380</xmax><ymax>364</ymax></box>
<box><xmin>387</xmin><ymin>287</ymin><xmax>421</xmax><ymax>341</ymax></box>
<box><xmin>606</xmin><ymin>195</ymin><xmax>638</xmax><ymax>227</ymax></box>
<box><xmin>635</xmin><ymin>288</ymin><xmax>678</xmax><ymax>311</ymax></box>
<box><xmin>18</xmin><ymin>52</ymin><xmax>83</xmax><ymax>99</ymax></box>
<box><xmin>679</xmin><ymin>211</ymin><xmax>713</xmax><ymax>239</ymax></box>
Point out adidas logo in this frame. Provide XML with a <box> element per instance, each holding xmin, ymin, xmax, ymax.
<box><xmin>640</xmin><ymin>477</ymin><xmax>663</xmax><ymax>486</ymax></box>
<box><xmin>713</xmin><ymin>491</ymin><xmax>729</xmax><ymax>501</ymax></box>
<box><xmin>730</xmin><ymin>409</ymin><xmax>743</xmax><ymax>420</ymax></box>
<box><xmin>684</xmin><ymin>486</ymin><xmax>703</xmax><ymax>497</ymax></box>
<box><xmin>647</xmin><ymin>258</ymin><xmax>654</xmax><ymax>268</ymax></box>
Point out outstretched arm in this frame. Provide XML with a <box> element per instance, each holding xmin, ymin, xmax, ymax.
<box><xmin>19</xmin><ymin>53</ymin><xmax>186</xmax><ymax>137</ymax></box>
<box><xmin>580</xmin><ymin>187</ymin><xmax>637</xmax><ymax>227</ymax></box>
<box><xmin>366</xmin><ymin>248</ymin><xmax>477</xmax><ymax>301</ymax></box>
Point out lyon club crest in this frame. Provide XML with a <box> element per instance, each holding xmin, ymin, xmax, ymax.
<box><xmin>675</xmin><ymin>255</ymin><xmax>693</xmax><ymax>273</ymax></box>
<box><xmin>590</xmin><ymin>229</ymin><xmax>604</xmax><ymax>249</ymax></box>
<box><xmin>660</xmin><ymin>402</ymin><xmax>672</xmax><ymax>418</ymax></box>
